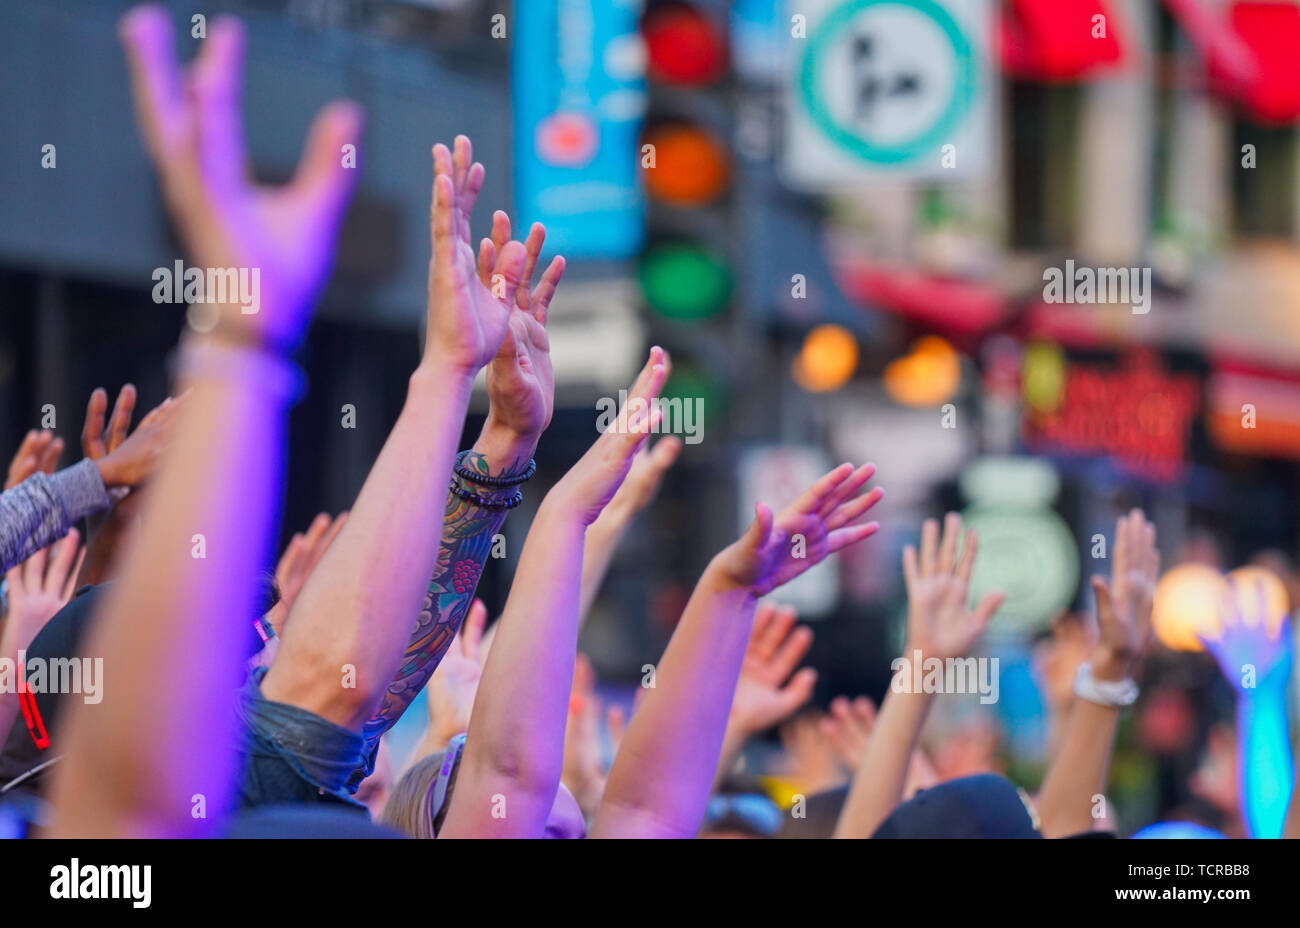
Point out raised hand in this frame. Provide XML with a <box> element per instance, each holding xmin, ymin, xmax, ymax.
<box><xmin>729</xmin><ymin>602</ymin><xmax>818</xmax><ymax>735</ymax></box>
<box><xmin>90</xmin><ymin>392</ymin><xmax>184</xmax><ymax>490</ymax></box>
<box><xmin>1090</xmin><ymin>508</ymin><xmax>1159</xmax><ymax>681</ymax></box>
<box><xmin>903</xmin><ymin>513</ymin><xmax>1003</xmax><ymax>662</ymax></box>
<box><xmin>822</xmin><ymin>695</ymin><xmax>940</xmax><ymax>795</ymax></box>
<box><xmin>273</xmin><ymin>510</ymin><xmax>349</xmax><ymax>623</ymax></box>
<box><xmin>562</xmin><ymin>653</ymin><xmax>614</xmax><ymax>817</ymax></box>
<box><xmin>1203</xmin><ymin>577</ymin><xmax>1293</xmax><ymax>692</ymax></box>
<box><xmin>544</xmin><ymin>347</ymin><xmax>670</xmax><ymax>526</ymax></box>
<box><xmin>5</xmin><ymin>430</ymin><xmax>64</xmax><ymax>490</ymax></box>
<box><xmin>821</xmin><ymin>695</ymin><xmax>878</xmax><ymax>769</ymax></box>
<box><xmin>424</xmin><ymin>598</ymin><xmax>488</xmax><ymax>752</ymax></box>
<box><xmin>81</xmin><ymin>385</ymin><xmax>138</xmax><ymax>464</ymax></box>
<box><xmin>603</xmin><ymin>436</ymin><xmax>682</xmax><ymax>525</ymax></box>
<box><xmin>715</xmin><ymin>463</ymin><xmax>882</xmax><ymax>597</ymax></box>
<box><xmin>119</xmin><ymin>6</ymin><xmax>363</xmax><ymax>350</ymax></box>
<box><xmin>1</xmin><ymin>530</ymin><xmax>83</xmax><ymax>655</ymax></box>
<box><xmin>426</xmin><ymin>137</ymin><xmax>525</xmax><ymax>376</ymax></box>
<box><xmin>477</xmin><ymin>212</ymin><xmax>566</xmax><ymax>441</ymax></box>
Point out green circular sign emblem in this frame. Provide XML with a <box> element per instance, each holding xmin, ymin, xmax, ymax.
<box><xmin>799</xmin><ymin>0</ymin><xmax>976</xmax><ymax>165</ymax></box>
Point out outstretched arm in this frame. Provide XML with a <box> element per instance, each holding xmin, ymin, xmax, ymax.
<box><xmin>361</xmin><ymin>213</ymin><xmax>565</xmax><ymax>747</ymax></box>
<box><xmin>1202</xmin><ymin>579</ymin><xmax>1293</xmax><ymax>839</ymax></box>
<box><xmin>0</xmin><ymin>389</ymin><xmax>172</xmax><ymax>574</ymax></box>
<box><xmin>49</xmin><ymin>7</ymin><xmax>362</xmax><ymax>836</ymax></box>
<box><xmin>262</xmin><ymin>137</ymin><xmax>528</xmax><ymax>734</ymax></box>
<box><xmin>834</xmin><ymin>512</ymin><xmax>1003</xmax><ymax>838</ymax></box>
<box><xmin>1036</xmin><ymin>509</ymin><xmax>1158</xmax><ymax>838</ymax></box>
<box><xmin>440</xmin><ymin>349</ymin><xmax>668</xmax><ymax>838</ymax></box>
<box><xmin>593</xmin><ymin>463</ymin><xmax>883</xmax><ymax>838</ymax></box>
<box><xmin>713</xmin><ymin>602</ymin><xmax>818</xmax><ymax>787</ymax></box>
<box><xmin>578</xmin><ymin>435</ymin><xmax>682</xmax><ymax>625</ymax></box>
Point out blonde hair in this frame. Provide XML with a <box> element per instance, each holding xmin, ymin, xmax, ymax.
<box><xmin>380</xmin><ymin>751</ymin><xmax>459</xmax><ymax>839</ymax></box>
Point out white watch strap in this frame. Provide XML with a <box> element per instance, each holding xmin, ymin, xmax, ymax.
<box><xmin>1073</xmin><ymin>661</ymin><xmax>1139</xmax><ymax>707</ymax></box>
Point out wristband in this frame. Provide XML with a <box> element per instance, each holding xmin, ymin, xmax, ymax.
<box><xmin>253</xmin><ymin>613</ymin><xmax>276</xmax><ymax>644</ymax></box>
<box><xmin>454</xmin><ymin>451</ymin><xmax>536</xmax><ymax>488</ymax></box>
<box><xmin>1073</xmin><ymin>661</ymin><xmax>1139</xmax><ymax>708</ymax></box>
<box><xmin>173</xmin><ymin>335</ymin><xmax>305</xmax><ymax>405</ymax></box>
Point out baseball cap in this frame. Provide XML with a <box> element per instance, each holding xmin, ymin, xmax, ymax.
<box><xmin>872</xmin><ymin>773</ymin><xmax>1044</xmax><ymax>838</ymax></box>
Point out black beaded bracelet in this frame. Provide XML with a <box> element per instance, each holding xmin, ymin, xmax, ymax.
<box><xmin>454</xmin><ymin>453</ymin><xmax>536</xmax><ymax>488</ymax></box>
<box><xmin>449</xmin><ymin>478</ymin><xmax>524</xmax><ymax>511</ymax></box>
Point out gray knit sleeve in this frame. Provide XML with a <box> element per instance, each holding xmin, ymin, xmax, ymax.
<box><xmin>0</xmin><ymin>459</ymin><xmax>111</xmax><ymax>573</ymax></box>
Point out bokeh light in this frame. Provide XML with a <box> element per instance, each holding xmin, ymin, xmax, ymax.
<box><xmin>792</xmin><ymin>324</ymin><xmax>859</xmax><ymax>393</ymax></box>
<box><xmin>1152</xmin><ymin>564</ymin><xmax>1228</xmax><ymax>652</ymax></box>
<box><xmin>643</xmin><ymin>3</ymin><xmax>727</xmax><ymax>86</ymax></box>
<box><xmin>882</xmin><ymin>336</ymin><xmax>962</xmax><ymax>407</ymax></box>
<box><xmin>638</xmin><ymin>243</ymin><xmax>730</xmax><ymax>320</ymax></box>
<box><xmin>641</xmin><ymin>124</ymin><xmax>730</xmax><ymax>205</ymax></box>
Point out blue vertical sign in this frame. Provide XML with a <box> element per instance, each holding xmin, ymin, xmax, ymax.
<box><xmin>513</xmin><ymin>0</ymin><xmax>646</xmax><ymax>259</ymax></box>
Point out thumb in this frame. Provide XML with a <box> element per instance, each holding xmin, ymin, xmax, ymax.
<box><xmin>740</xmin><ymin>502</ymin><xmax>774</xmax><ymax>554</ymax></box>
<box><xmin>292</xmin><ymin>100</ymin><xmax>365</xmax><ymax>226</ymax></box>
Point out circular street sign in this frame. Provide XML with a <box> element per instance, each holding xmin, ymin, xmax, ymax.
<box><xmin>798</xmin><ymin>0</ymin><xmax>977</xmax><ymax>165</ymax></box>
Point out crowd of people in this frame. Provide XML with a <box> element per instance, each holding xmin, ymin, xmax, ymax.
<box><xmin>0</xmin><ymin>5</ymin><xmax>1297</xmax><ymax>841</ymax></box>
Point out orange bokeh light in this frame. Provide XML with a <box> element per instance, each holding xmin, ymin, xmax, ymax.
<box><xmin>793</xmin><ymin>324</ymin><xmax>859</xmax><ymax>393</ymax></box>
<box><xmin>1152</xmin><ymin>564</ymin><xmax>1227</xmax><ymax>652</ymax></box>
<box><xmin>882</xmin><ymin>336</ymin><xmax>961</xmax><ymax>407</ymax></box>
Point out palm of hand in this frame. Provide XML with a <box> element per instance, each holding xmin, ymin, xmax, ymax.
<box><xmin>430</xmin><ymin>650</ymin><xmax>482</xmax><ymax>737</ymax></box>
<box><xmin>1204</xmin><ymin>618</ymin><xmax>1292</xmax><ymax>689</ymax></box>
<box><xmin>118</xmin><ymin>11</ymin><xmax>363</xmax><ymax>350</ymax></box>
<box><xmin>244</xmin><ymin>191</ymin><xmax>350</xmax><ymax>340</ymax></box>
<box><xmin>433</xmin><ymin>232</ymin><xmax>511</xmax><ymax>372</ymax></box>
<box><xmin>907</xmin><ymin>575</ymin><xmax>982</xmax><ymax>661</ymax></box>
<box><xmin>732</xmin><ymin>669</ymin><xmax>790</xmax><ymax>730</ymax></box>
<box><xmin>4</xmin><ymin>590</ymin><xmax>64</xmax><ymax>644</ymax></box>
<box><xmin>485</xmin><ymin>310</ymin><xmax>553</xmax><ymax>436</ymax></box>
<box><xmin>1097</xmin><ymin>570</ymin><xmax>1152</xmax><ymax>665</ymax></box>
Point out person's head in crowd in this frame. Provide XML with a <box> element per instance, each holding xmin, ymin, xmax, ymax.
<box><xmin>0</xmin><ymin>576</ymin><xmax>282</xmax><ymax>805</ymax></box>
<box><xmin>919</xmin><ymin>694</ymin><xmax>1004</xmax><ymax>781</ymax></box>
<box><xmin>778</xmin><ymin>708</ymin><xmax>846</xmax><ymax>793</ymax></box>
<box><xmin>382</xmin><ymin>737</ymin><xmax>585</xmax><ymax>839</ymax></box>
<box><xmin>872</xmin><ymin>774</ymin><xmax>1043</xmax><ymax>839</ymax></box>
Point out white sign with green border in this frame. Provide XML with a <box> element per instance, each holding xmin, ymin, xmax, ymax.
<box><xmin>783</xmin><ymin>0</ymin><xmax>994</xmax><ymax>187</ymax></box>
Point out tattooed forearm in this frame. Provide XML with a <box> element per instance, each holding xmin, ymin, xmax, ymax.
<box><xmin>361</xmin><ymin>450</ymin><xmax>527</xmax><ymax>748</ymax></box>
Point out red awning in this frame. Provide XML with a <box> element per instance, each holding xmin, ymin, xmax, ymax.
<box><xmin>834</xmin><ymin>258</ymin><xmax>1009</xmax><ymax>335</ymax></box>
<box><xmin>1000</xmin><ymin>0</ymin><xmax>1125</xmax><ymax>82</ymax></box>
<box><xmin>1164</xmin><ymin>0</ymin><xmax>1300</xmax><ymax>124</ymax></box>
<box><xmin>1160</xmin><ymin>0</ymin><xmax>1256</xmax><ymax>92</ymax></box>
<box><xmin>1216</xmin><ymin>2</ymin><xmax>1300</xmax><ymax>124</ymax></box>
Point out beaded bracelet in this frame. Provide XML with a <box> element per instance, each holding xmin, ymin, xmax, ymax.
<box><xmin>454</xmin><ymin>452</ymin><xmax>536</xmax><ymax>488</ymax></box>
<box><xmin>448</xmin><ymin>477</ymin><xmax>523</xmax><ymax>511</ymax></box>
<box><xmin>454</xmin><ymin>452</ymin><xmax>535</xmax><ymax>488</ymax></box>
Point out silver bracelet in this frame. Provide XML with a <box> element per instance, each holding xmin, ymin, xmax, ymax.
<box><xmin>1073</xmin><ymin>661</ymin><xmax>1139</xmax><ymax>708</ymax></box>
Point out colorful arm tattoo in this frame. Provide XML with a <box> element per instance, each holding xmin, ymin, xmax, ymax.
<box><xmin>360</xmin><ymin>450</ymin><xmax>525</xmax><ymax>750</ymax></box>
